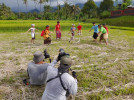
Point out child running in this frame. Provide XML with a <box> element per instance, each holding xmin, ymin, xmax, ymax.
<box><xmin>89</xmin><ymin>22</ymin><xmax>99</xmax><ymax>42</ymax></box>
<box><xmin>26</xmin><ymin>24</ymin><xmax>39</xmax><ymax>44</ymax></box>
<box><xmin>69</xmin><ymin>24</ymin><xmax>77</xmax><ymax>43</ymax></box>
<box><xmin>55</xmin><ymin>21</ymin><xmax>61</xmax><ymax>40</ymax></box>
<box><xmin>98</xmin><ymin>24</ymin><xmax>108</xmax><ymax>45</ymax></box>
<box><xmin>103</xmin><ymin>24</ymin><xmax>109</xmax><ymax>34</ymax></box>
<box><xmin>41</xmin><ymin>25</ymin><xmax>51</xmax><ymax>45</ymax></box>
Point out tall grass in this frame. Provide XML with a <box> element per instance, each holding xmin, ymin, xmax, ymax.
<box><xmin>0</xmin><ymin>20</ymin><xmax>91</xmax><ymax>33</ymax></box>
<box><xmin>82</xmin><ymin>16</ymin><xmax>134</xmax><ymax>27</ymax></box>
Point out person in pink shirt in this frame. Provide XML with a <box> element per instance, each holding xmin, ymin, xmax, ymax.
<box><xmin>55</xmin><ymin>21</ymin><xmax>61</xmax><ymax>40</ymax></box>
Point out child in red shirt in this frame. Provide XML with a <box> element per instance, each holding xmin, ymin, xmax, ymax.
<box><xmin>77</xmin><ymin>23</ymin><xmax>82</xmax><ymax>35</ymax></box>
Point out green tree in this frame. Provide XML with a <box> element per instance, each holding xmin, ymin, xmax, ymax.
<box><xmin>72</xmin><ymin>5</ymin><xmax>81</xmax><ymax>17</ymax></box>
<box><xmin>99</xmin><ymin>0</ymin><xmax>114</xmax><ymax>13</ymax></box>
<box><xmin>22</xmin><ymin>0</ymin><xmax>28</xmax><ymax>19</ymax></box>
<box><xmin>81</xmin><ymin>0</ymin><xmax>97</xmax><ymax>18</ymax></box>
<box><xmin>39</xmin><ymin>0</ymin><xmax>48</xmax><ymax>13</ymax></box>
<box><xmin>115</xmin><ymin>0</ymin><xmax>132</xmax><ymax>9</ymax></box>
<box><xmin>17</xmin><ymin>0</ymin><xmax>20</xmax><ymax>18</ymax></box>
<box><xmin>44</xmin><ymin>5</ymin><xmax>51</xmax><ymax>12</ymax></box>
<box><xmin>44</xmin><ymin>5</ymin><xmax>52</xmax><ymax>20</ymax></box>
<box><xmin>0</xmin><ymin>3</ymin><xmax>17</xmax><ymax>20</ymax></box>
<box><xmin>123</xmin><ymin>0</ymin><xmax>132</xmax><ymax>4</ymax></box>
<box><xmin>121</xmin><ymin>0</ymin><xmax>132</xmax><ymax>9</ymax></box>
<box><xmin>58</xmin><ymin>4</ymin><xmax>62</xmax><ymax>20</ymax></box>
<box><xmin>23</xmin><ymin>0</ymin><xmax>28</xmax><ymax>12</ymax></box>
<box><xmin>62</xmin><ymin>2</ymin><xmax>71</xmax><ymax>19</ymax></box>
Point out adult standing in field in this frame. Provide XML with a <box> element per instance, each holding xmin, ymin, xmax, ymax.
<box><xmin>26</xmin><ymin>24</ymin><xmax>39</xmax><ymax>44</ymax></box>
<box><xmin>42</xmin><ymin>49</ymin><xmax>78</xmax><ymax>100</ymax></box>
<box><xmin>89</xmin><ymin>22</ymin><xmax>99</xmax><ymax>42</ymax></box>
<box><xmin>98</xmin><ymin>24</ymin><xmax>108</xmax><ymax>45</ymax></box>
<box><xmin>55</xmin><ymin>21</ymin><xmax>61</xmax><ymax>40</ymax></box>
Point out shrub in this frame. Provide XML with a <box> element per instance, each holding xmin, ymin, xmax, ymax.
<box><xmin>100</xmin><ymin>11</ymin><xmax>111</xmax><ymax>19</ymax></box>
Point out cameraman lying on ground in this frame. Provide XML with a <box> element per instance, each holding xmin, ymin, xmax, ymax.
<box><xmin>42</xmin><ymin>49</ymin><xmax>78</xmax><ymax>100</ymax></box>
<box><xmin>27</xmin><ymin>51</ymin><xmax>49</xmax><ymax>85</ymax></box>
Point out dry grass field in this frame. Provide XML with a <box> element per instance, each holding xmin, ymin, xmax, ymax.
<box><xmin>0</xmin><ymin>20</ymin><xmax>134</xmax><ymax>100</ymax></box>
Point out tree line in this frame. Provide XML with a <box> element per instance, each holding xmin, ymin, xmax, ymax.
<box><xmin>0</xmin><ymin>0</ymin><xmax>132</xmax><ymax>20</ymax></box>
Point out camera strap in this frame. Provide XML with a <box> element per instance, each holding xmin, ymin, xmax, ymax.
<box><xmin>46</xmin><ymin>71</ymin><xmax>70</xmax><ymax>97</ymax></box>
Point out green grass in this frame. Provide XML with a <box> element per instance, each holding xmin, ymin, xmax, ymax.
<box><xmin>0</xmin><ymin>20</ymin><xmax>134</xmax><ymax>100</ymax></box>
<box><xmin>0</xmin><ymin>20</ymin><xmax>90</xmax><ymax>32</ymax></box>
<box><xmin>82</xmin><ymin>16</ymin><xmax>134</xmax><ymax>28</ymax></box>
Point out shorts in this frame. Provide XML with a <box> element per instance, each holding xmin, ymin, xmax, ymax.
<box><xmin>100</xmin><ymin>33</ymin><xmax>108</xmax><ymax>40</ymax></box>
<box><xmin>44</xmin><ymin>37</ymin><xmax>51</xmax><ymax>44</ymax></box>
<box><xmin>31</xmin><ymin>33</ymin><xmax>35</xmax><ymax>39</ymax></box>
<box><xmin>72</xmin><ymin>32</ymin><xmax>75</xmax><ymax>36</ymax></box>
<box><xmin>93</xmin><ymin>32</ymin><xmax>98</xmax><ymax>39</ymax></box>
<box><xmin>103</xmin><ymin>33</ymin><xmax>108</xmax><ymax>39</ymax></box>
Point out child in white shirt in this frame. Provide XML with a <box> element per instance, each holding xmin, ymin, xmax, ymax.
<box><xmin>26</xmin><ymin>24</ymin><xmax>39</xmax><ymax>44</ymax></box>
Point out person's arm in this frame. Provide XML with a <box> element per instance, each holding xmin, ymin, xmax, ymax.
<box><xmin>75</xmin><ymin>29</ymin><xmax>78</xmax><ymax>33</ymax></box>
<box><xmin>49</xmin><ymin>31</ymin><xmax>54</xmax><ymax>34</ymax></box>
<box><xmin>49</xmin><ymin>60</ymin><xmax>57</xmax><ymax>68</ymax></box>
<box><xmin>54</xmin><ymin>26</ymin><xmax>56</xmax><ymax>32</ymax></box>
<box><xmin>36</xmin><ymin>28</ymin><xmax>40</xmax><ymax>31</ymax></box>
<box><xmin>68</xmin><ymin>30</ymin><xmax>71</xmax><ymax>34</ymax></box>
<box><xmin>60</xmin><ymin>26</ymin><xmax>62</xmax><ymax>32</ymax></box>
<box><xmin>97</xmin><ymin>31</ymin><xmax>102</xmax><ymax>36</ymax></box>
<box><xmin>68</xmin><ymin>78</ymin><xmax>78</xmax><ymax>95</ymax></box>
<box><xmin>26</xmin><ymin>28</ymin><xmax>31</xmax><ymax>33</ymax></box>
<box><xmin>89</xmin><ymin>29</ymin><xmax>92</xmax><ymax>32</ymax></box>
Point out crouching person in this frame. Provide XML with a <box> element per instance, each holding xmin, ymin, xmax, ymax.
<box><xmin>27</xmin><ymin>51</ymin><xmax>49</xmax><ymax>85</ymax></box>
<box><xmin>42</xmin><ymin>52</ymin><xmax>78</xmax><ymax>100</ymax></box>
<box><xmin>98</xmin><ymin>24</ymin><xmax>108</xmax><ymax>45</ymax></box>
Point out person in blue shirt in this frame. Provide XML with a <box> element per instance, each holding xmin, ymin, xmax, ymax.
<box><xmin>89</xmin><ymin>22</ymin><xmax>99</xmax><ymax>42</ymax></box>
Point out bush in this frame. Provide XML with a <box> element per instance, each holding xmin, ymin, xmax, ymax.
<box><xmin>100</xmin><ymin>11</ymin><xmax>111</xmax><ymax>19</ymax></box>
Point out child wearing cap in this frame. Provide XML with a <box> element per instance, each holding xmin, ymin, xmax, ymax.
<box><xmin>69</xmin><ymin>24</ymin><xmax>77</xmax><ymax>43</ymax></box>
<box><xmin>55</xmin><ymin>21</ymin><xmax>61</xmax><ymax>40</ymax></box>
<box><xmin>98</xmin><ymin>24</ymin><xmax>108</xmax><ymax>45</ymax></box>
<box><xmin>89</xmin><ymin>22</ymin><xmax>99</xmax><ymax>42</ymax></box>
<box><xmin>26</xmin><ymin>24</ymin><xmax>39</xmax><ymax>44</ymax></box>
<box><xmin>41</xmin><ymin>25</ymin><xmax>51</xmax><ymax>45</ymax></box>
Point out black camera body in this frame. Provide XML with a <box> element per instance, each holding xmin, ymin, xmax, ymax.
<box><xmin>44</xmin><ymin>49</ymin><xmax>51</xmax><ymax>63</ymax></box>
<box><xmin>44</xmin><ymin>49</ymin><xmax>50</xmax><ymax>59</ymax></box>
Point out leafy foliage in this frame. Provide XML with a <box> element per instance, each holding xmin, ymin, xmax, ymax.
<box><xmin>100</xmin><ymin>11</ymin><xmax>111</xmax><ymax>19</ymax></box>
<box><xmin>0</xmin><ymin>3</ymin><xmax>17</xmax><ymax>20</ymax></box>
<box><xmin>99</xmin><ymin>0</ymin><xmax>114</xmax><ymax>13</ymax></box>
<box><xmin>81</xmin><ymin>0</ymin><xmax>98</xmax><ymax>18</ymax></box>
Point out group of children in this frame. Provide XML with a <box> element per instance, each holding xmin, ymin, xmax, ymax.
<box><xmin>89</xmin><ymin>22</ymin><xmax>109</xmax><ymax>45</ymax></box>
<box><xmin>26</xmin><ymin>21</ymin><xmax>109</xmax><ymax>45</ymax></box>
